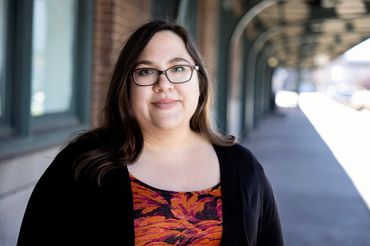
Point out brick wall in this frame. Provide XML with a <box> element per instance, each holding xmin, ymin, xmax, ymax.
<box><xmin>197</xmin><ymin>0</ymin><xmax>220</xmax><ymax>114</ymax></box>
<box><xmin>91</xmin><ymin>0</ymin><xmax>151</xmax><ymax>127</ymax></box>
<box><xmin>197</xmin><ymin>0</ymin><xmax>219</xmax><ymax>87</ymax></box>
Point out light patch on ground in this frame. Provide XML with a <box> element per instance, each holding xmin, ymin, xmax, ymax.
<box><xmin>299</xmin><ymin>92</ymin><xmax>370</xmax><ymax>210</ymax></box>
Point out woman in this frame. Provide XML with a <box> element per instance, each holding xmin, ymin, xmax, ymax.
<box><xmin>17</xmin><ymin>21</ymin><xmax>283</xmax><ymax>246</ymax></box>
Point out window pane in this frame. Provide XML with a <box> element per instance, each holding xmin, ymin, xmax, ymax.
<box><xmin>0</xmin><ymin>0</ymin><xmax>5</xmax><ymax>118</ymax></box>
<box><xmin>31</xmin><ymin>0</ymin><xmax>76</xmax><ymax>116</ymax></box>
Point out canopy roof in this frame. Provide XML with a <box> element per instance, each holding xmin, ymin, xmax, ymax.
<box><xmin>241</xmin><ymin>0</ymin><xmax>370</xmax><ymax>68</ymax></box>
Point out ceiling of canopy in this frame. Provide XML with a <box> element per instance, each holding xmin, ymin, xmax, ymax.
<box><xmin>242</xmin><ymin>0</ymin><xmax>370</xmax><ymax>68</ymax></box>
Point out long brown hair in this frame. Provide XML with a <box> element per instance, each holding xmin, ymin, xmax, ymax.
<box><xmin>72</xmin><ymin>21</ymin><xmax>235</xmax><ymax>185</ymax></box>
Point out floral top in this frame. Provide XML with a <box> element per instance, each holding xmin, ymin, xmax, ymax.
<box><xmin>129</xmin><ymin>173</ymin><xmax>223</xmax><ymax>245</ymax></box>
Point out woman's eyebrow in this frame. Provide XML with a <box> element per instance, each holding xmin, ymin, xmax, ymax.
<box><xmin>134</xmin><ymin>57</ymin><xmax>191</xmax><ymax>68</ymax></box>
<box><xmin>134</xmin><ymin>60</ymin><xmax>154</xmax><ymax>67</ymax></box>
<box><xmin>169</xmin><ymin>57</ymin><xmax>191</xmax><ymax>64</ymax></box>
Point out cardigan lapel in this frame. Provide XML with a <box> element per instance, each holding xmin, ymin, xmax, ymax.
<box><xmin>102</xmin><ymin>166</ymin><xmax>135</xmax><ymax>246</ymax></box>
<box><xmin>214</xmin><ymin>145</ymin><xmax>249</xmax><ymax>246</ymax></box>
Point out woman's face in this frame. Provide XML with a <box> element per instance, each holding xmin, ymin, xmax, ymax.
<box><xmin>129</xmin><ymin>31</ymin><xmax>200</xmax><ymax>134</ymax></box>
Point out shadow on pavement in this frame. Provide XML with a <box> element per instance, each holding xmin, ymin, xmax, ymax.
<box><xmin>243</xmin><ymin>107</ymin><xmax>370</xmax><ymax>246</ymax></box>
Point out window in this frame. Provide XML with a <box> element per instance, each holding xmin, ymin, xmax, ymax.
<box><xmin>0</xmin><ymin>0</ymin><xmax>93</xmax><ymax>159</ymax></box>
<box><xmin>31</xmin><ymin>0</ymin><xmax>76</xmax><ymax>117</ymax></box>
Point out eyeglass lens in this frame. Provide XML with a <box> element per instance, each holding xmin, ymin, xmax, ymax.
<box><xmin>133</xmin><ymin>65</ymin><xmax>195</xmax><ymax>86</ymax></box>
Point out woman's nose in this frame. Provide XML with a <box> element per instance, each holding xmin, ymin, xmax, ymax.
<box><xmin>153</xmin><ymin>74</ymin><xmax>174</xmax><ymax>92</ymax></box>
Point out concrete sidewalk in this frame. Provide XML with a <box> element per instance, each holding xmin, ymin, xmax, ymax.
<box><xmin>243</xmin><ymin>107</ymin><xmax>370</xmax><ymax>246</ymax></box>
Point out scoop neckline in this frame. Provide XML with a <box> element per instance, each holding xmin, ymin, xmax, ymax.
<box><xmin>128</xmin><ymin>172</ymin><xmax>221</xmax><ymax>195</ymax></box>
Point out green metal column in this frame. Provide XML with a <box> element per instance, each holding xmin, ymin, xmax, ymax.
<box><xmin>260</xmin><ymin>54</ymin><xmax>269</xmax><ymax>117</ymax></box>
<box><xmin>296</xmin><ymin>67</ymin><xmax>303</xmax><ymax>92</ymax></box>
<box><xmin>240</xmin><ymin>37</ymin><xmax>253</xmax><ymax>137</ymax></box>
<box><xmin>152</xmin><ymin>0</ymin><xmax>179</xmax><ymax>21</ymax></box>
<box><xmin>216</xmin><ymin>7</ymin><xmax>239</xmax><ymax>134</ymax></box>
<box><xmin>177</xmin><ymin>0</ymin><xmax>197</xmax><ymax>36</ymax></box>
<box><xmin>253</xmin><ymin>52</ymin><xmax>265</xmax><ymax>127</ymax></box>
<box><xmin>266</xmin><ymin>61</ymin><xmax>274</xmax><ymax>114</ymax></box>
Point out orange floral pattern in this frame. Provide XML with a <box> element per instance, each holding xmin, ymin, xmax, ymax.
<box><xmin>129</xmin><ymin>173</ymin><xmax>223</xmax><ymax>245</ymax></box>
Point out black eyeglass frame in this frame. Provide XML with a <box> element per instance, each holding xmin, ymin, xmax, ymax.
<box><xmin>131</xmin><ymin>64</ymin><xmax>200</xmax><ymax>86</ymax></box>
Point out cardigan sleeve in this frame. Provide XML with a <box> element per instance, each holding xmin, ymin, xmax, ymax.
<box><xmin>256</xmin><ymin>164</ymin><xmax>284</xmax><ymax>246</ymax></box>
<box><xmin>232</xmin><ymin>144</ymin><xmax>284</xmax><ymax>246</ymax></box>
<box><xmin>16</xmin><ymin>137</ymin><xmax>113</xmax><ymax>245</ymax></box>
<box><xmin>17</xmin><ymin>135</ymin><xmax>134</xmax><ymax>245</ymax></box>
<box><xmin>17</xmin><ymin>143</ymin><xmax>83</xmax><ymax>245</ymax></box>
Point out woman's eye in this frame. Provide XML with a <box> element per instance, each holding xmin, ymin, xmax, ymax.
<box><xmin>171</xmin><ymin>66</ymin><xmax>186</xmax><ymax>73</ymax></box>
<box><xmin>137</xmin><ymin>69</ymin><xmax>154</xmax><ymax>76</ymax></box>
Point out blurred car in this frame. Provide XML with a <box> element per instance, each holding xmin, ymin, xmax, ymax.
<box><xmin>350</xmin><ymin>89</ymin><xmax>370</xmax><ymax>110</ymax></box>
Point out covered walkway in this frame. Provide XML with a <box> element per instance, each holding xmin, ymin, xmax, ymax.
<box><xmin>243</xmin><ymin>107</ymin><xmax>370</xmax><ymax>245</ymax></box>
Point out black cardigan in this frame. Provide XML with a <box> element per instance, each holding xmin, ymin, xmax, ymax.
<box><xmin>17</xmin><ymin>137</ymin><xmax>283</xmax><ymax>246</ymax></box>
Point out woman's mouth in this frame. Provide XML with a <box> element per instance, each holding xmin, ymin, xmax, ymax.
<box><xmin>152</xmin><ymin>99</ymin><xmax>179</xmax><ymax>109</ymax></box>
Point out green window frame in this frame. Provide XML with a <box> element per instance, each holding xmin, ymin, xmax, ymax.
<box><xmin>0</xmin><ymin>0</ymin><xmax>93</xmax><ymax>160</ymax></box>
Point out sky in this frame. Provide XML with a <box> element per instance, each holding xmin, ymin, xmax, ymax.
<box><xmin>344</xmin><ymin>38</ymin><xmax>370</xmax><ymax>62</ymax></box>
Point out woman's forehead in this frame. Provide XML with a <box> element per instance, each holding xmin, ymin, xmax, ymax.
<box><xmin>137</xmin><ymin>31</ymin><xmax>194</xmax><ymax>65</ymax></box>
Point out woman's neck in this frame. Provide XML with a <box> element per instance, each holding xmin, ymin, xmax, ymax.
<box><xmin>141</xmin><ymin>127</ymin><xmax>204</xmax><ymax>153</ymax></box>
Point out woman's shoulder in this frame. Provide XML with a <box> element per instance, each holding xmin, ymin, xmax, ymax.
<box><xmin>61</xmin><ymin>129</ymin><xmax>108</xmax><ymax>157</ymax></box>
<box><xmin>214</xmin><ymin>142</ymin><xmax>266</xmax><ymax>180</ymax></box>
<box><xmin>45</xmin><ymin>129</ymin><xmax>109</xmax><ymax>175</ymax></box>
<box><xmin>215</xmin><ymin>142</ymin><xmax>261</xmax><ymax>166</ymax></box>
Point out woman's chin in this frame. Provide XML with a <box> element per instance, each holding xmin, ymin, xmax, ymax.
<box><xmin>152</xmin><ymin>120</ymin><xmax>184</xmax><ymax>131</ymax></box>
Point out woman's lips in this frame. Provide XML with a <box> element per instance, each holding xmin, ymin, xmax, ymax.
<box><xmin>152</xmin><ymin>99</ymin><xmax>178</xmax><ymax>109</ymax></box>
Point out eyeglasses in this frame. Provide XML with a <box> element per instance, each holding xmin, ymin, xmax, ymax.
<box><xmin>131</xmin><ymin>64</ymin><xmax>199</xmax><ymax>86</ymax></box>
